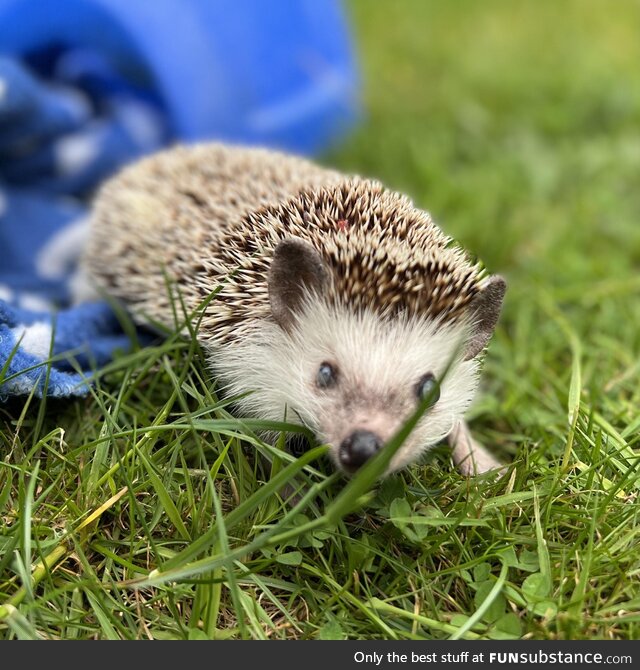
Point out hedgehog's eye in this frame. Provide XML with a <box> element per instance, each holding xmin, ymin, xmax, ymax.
<box><xmin>317</xmin><ymin>362</ymin><xmax>338</xmax><ymax>389</ymax></box>
<box><xmin>416</xmin><ymin>372</ymin><xmax>440</xmax><ymax>406</ymax></box>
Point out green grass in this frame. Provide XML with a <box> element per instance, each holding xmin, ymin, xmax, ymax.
<box><xmin>2</xmin><ymin>0</ymin><xmax>640</xmax><ymax>640</ymax></box>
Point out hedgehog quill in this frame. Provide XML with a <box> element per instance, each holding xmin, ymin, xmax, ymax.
<box><xmin>83</xmin><ymin>143</ymin><xmax>506</xmax><ymax>477</ymax></box>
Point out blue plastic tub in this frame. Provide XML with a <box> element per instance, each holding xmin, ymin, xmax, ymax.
<box><xmin>0</xmin><ymin>0</ymin><xmax>359</xmax><ymax>153</ymax></box>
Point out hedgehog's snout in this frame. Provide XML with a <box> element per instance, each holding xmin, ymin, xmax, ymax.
<box><xmin>338</xmin><ymin>429</ymin><xmax>383</xmax><ymax>473</ymax></box>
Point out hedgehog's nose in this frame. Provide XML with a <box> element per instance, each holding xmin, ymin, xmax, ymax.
<box><xmin>339</xmin><ymin>430</ymin><xmax>383</xmax><ymax>472</ymax></box>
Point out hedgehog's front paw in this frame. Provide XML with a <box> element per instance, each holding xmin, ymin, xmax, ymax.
<box><xmin>447</xmin><ymin>419</ymin><xmax>505</xmax><ymax>477</ymax></box>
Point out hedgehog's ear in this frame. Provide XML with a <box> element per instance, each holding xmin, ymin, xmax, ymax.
<box><xmin>269</xmin><ymin>238</ymin><xmax>330</xmax><ymax>331</ymax></box>
<box><xmin>463</xmin><ymin>275</ymin><xmax>507</xmax><ymax>360</ymax></box>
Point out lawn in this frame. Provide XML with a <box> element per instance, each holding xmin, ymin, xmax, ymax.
<box><xmin>1</xmin><ymin>0</ymin><xmax>640</xmax><ymax>640</ymax></box>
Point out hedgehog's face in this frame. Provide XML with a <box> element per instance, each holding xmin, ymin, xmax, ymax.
<box><xmin>217</xmin><ymin>237</ymin><xmax>505</xmax><ymax>477</ymax></box>
<box><xmin>281</xmin><ymin>301</ymin><xmax>483</xmax><ymax>474</ymax></box>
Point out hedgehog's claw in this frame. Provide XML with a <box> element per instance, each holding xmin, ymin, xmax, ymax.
<box><xmin>448</xmin><ymin>419</ymin><xmax>506</xmax><ymax>477</ymax></box>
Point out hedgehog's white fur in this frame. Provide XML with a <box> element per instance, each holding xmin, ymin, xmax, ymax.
<box><xmin>214</xmin><ymin>294</ymin><xmax>481</xmax><ymax>473</ymax></box>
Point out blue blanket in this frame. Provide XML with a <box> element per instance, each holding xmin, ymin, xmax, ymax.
<box><xmin>0</xmin><ymin>55</ymin><xmax>165</xmax><ymax>397</ymax></box>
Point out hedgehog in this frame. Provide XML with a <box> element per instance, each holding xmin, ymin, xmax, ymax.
<box><xmin>82</xmin><ymin>143</ymin><xmax>506</xmax><ymax>477</ymax></box>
